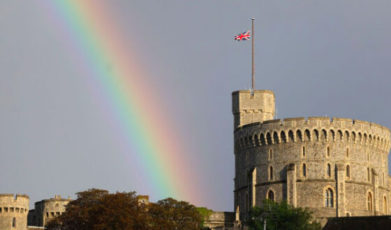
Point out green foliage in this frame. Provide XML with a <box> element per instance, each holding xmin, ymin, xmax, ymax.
<box><xmin>196</xmin><ymin>207</ymin><xmax>213</xmax><ymax>228</ymax></box>
<box><xmin>47</xmin><ymin>189</ymin><xmax>203</xmax><ymax>230</ymax></box>
<box><xmin>149</xmin><ymin>198</ymin><xmax>203</xmax><ymax>230</ymax></box>
<box><xmin>247</xmin><ymin>200</ymin><xmax>321</xmax><ymax>230</ymax></box>
<box><xmin>196</xmin><ymin>207</ymin><xmax>213</xmax><ymax>219</ymax></box>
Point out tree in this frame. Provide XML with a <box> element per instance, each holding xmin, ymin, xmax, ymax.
<box><xmin>247</xmin><ymin>200</ymin><xmax>321</xmax><ymax>230</ymax></box>
<box><xmin>196</xmin><ymin>207</ymin><xmax>213</xmax><ymax>228</ymax></box>
<box><xmin>148</xmin><ymin>198</ymin><xmax>202</xmax><ymax>230</ymax></box>
<box><xmin>47</xmin><ymin>189</ymin><xmax>149</xmax><ymax>230</ymax></box>
<box><xmin>47</xmin><ymin>189</ymin><xmax>203</xmax><ymax>230</ymax></box>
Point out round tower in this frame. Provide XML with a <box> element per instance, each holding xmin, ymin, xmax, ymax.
<box><xmin>0</xmin><ymin>194</ymin><xmax>29</xmax><ymax>230</ymax></box>
<box><xmin>232</xmin><ymin>90</ymin><xmax>391</xmax><ymax>224</ymax></box>
<box><xmin>28</xmin><ymin>195</ymin><xmax>71</xmax><ymax>227</ymax></box>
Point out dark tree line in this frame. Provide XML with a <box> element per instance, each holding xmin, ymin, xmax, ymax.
<box><xmin>47</xmin><ymin>189</ymin><xmax>202</xmax><ymax>230</ymax></box>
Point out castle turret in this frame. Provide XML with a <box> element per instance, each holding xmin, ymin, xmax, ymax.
<box><xmin>28</xmin><ymin>195</ymin><xmax>71</xmax><ymax>227</ymax></box>
<box><xmin>232</xmin><ymin>90</ymin><xmax>275</xmax><ymax>129</ymax></box>
<box><xmin>0</xmin><ymin>194</ymin><xmax>29</xmax><ymax>230</ymax></box>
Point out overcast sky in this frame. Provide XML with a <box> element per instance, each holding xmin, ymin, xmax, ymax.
<box><xmin>1</xmin><ymin>0</ymin><xmax>391</xmax><ymax>211</ymax></box>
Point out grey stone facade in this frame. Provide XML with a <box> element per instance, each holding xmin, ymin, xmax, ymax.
<box><xmin>232</xmin><ymin>90</ymin><xmax>391</xmax><ymax>225</ymax></box>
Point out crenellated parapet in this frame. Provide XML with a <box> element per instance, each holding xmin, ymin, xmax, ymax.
<box><xmin>0</xmin><ymin>194</ymin><xmax>29</xmax><ymax>214</ymax></box>
<box><xmin>232</xmin><ymin>90</ymin><xmax>391</xmax><ymax>224</ymax></box>
<box><xmin>234</xmin><ymin>117</ymin><xmax>391</xmax><ymax>152</ymax></box>
<box><xmin>0</xmin><ymin>194</ymin><xmax>29</xmax><ymax>230</ymax></box>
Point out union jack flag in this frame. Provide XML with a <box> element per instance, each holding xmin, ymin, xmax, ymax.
<box><xmin>234</xmin><ymin>31</ymin><xmax>251</xmax><ymax>41</ymax></box>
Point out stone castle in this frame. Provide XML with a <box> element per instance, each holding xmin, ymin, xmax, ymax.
<box><xmin>0</xmin><ymin>194</ymin><xmax>29</xmax><ymax>230</ymax></box>
<box><xmin>0</xmin><ymin>194</ymin><xmax>70</xmax><ymax>230</ymax></box>
<box><xmin>232</xmin><ymin>89</ymin><xmax>391</xmax><ymax>225</ymax></box>
<box><xmin>1</xmin><ymin>89</ymin><xmax>390</xmax><ymax>229</ymax></box>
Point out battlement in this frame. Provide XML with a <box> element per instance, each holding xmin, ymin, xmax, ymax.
<box><xmin>0</xmin><ymin>194</ymin><xmax>29</xmax><ymax>203</ymax></box>
<box><xmin>232</xmin><ymin>90</ymin><xmax>276</xmax><ymax>129</ymax></box>
<box><xmin>234</xmin><ymin>117</ymin><xmax>391</xmax><ymax>152</ymax></box>
<box><xmin>0</xmin><ymin>194</ymin><xmax>29</xmax><ymax>215</ymax></box>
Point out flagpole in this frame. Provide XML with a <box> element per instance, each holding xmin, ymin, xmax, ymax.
<box><xmin>251</xmin><ymin>18</ymin><xmax>255</xmax><ymax>93</ymax></box>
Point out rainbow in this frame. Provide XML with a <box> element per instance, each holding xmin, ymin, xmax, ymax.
<box><xmin>42</xmin><ymin>1</ymin><xmax>202</xmax><ymax>204</ymax></box>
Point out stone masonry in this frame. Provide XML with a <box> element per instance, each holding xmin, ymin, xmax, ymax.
<box><xmin>0</xmin><ymin>194</ymin><xmax>29</xmax><ymax>230</ymax></box>
<box><xmin>28</xmin><ymin>195</ymin><xmax>71</xmax><ymax>227</ymax></box>
<box><xmin>232</xmin><ymin>90</ymin><xmax>391</xmax><ymax>225</ymax></box>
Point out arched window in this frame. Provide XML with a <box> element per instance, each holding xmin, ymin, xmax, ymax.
<box><xmin>267</xmin><ymin>190</ymin><xmax>275</xmax><ymax>201</ymax></box>
<box><xmin>368</xmin><ymin>192</ymin><xmax>373</xmax><ymax>211</ymax></box>
<box><xmin>269</xmin><ymin>166</ymin><xmax>273</xmax><ymax>181</ymax></box>
<box><xmin>384</xmin><ymin>196</ymin><xmax>388</xmax><ymax>214</ymax></box>
<box><xmin>325</xmin><ymin>188</ymin><xmax>334</xmax><ymax>207</ymax></box>
<box><xmin>302</xmin><ymin>164</ymin><xmax>307</xmax><ymax>177</ymax></box>
<box><xmin>326</xmin><ymin>147</ymin><xmax>330</xmax><ymax>157</ymax></box>
<box><xmin>12</xmin><ymin>217</ymin><xmax>16</xmax><ymax>227</ymax></box>
<box><xmin>346</xmin><ymin>165</ymin><xmax>350</xmax><ymax>178</ymax></box>
<box><xmin>297</xmin><ymin>130</ymin><xmax>302</xmax><ymax>142</ymax></box>
<box><xmin>288</xmin><ymin>130</ymin><xmax>294</xmax><ymax>142</ymax></box>
<box><xmin>327</xmin><ymin>164</ymin><xmax>331</xmax><ymax>177</ymax></box>
<box><xmin>266</xmin><ymin>133</ymin><xmax>272</xmax><ymax>145</ymax></box>
<box><xmin>302</xmin><ymin>146</ymin><xmax>306</xmax><ymax>157</ymax></box>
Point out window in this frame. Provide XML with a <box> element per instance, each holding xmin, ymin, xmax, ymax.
<box><xmin>269</xmin><ymin>166</ymin><xmax>273</xmax><ymax>181</ymax></box>
<box><xmin>327</xmin><ymin>164</ymin><xmax>331</xmax><ymax>177</ymax></box>
<box><xmin>268</xmin><ymin>149</ymin><xmax>273</xmax><ymax>160</ymax></box>
<box><xmin>302</xmin><ymin>146</ymin><xmax>306</xmax><ymax>157</ymax></box>
<box><xmin>325</xmin><ymin>188</ymin><xmax>334</xmax><ymax>207</ymax></box>
<box><xmin>327</xmin><ymin>147</ymin><xmax>330</xmax><ymax>157</ymax></box>
<box><xmin>384</xmin><ymin>196</ymin><xmax>388</xmax><ymax>214</ymax></box>
<box><xmin>12</xmin><ymin>217</ymin><xmax>16</xmax><ymax>228</ymax></box>
<box><xmin>302</xmin><ymin>164</ymin><xmax>307</xmax><ymax>177</ymax></box>
<box><xmin>267</xmin><ymin>190</ymin><xmax>275</xmax><ymax>201</ymax></box>
<box><xmin>346</xmin><ymin>165</ymin><xmax>350</xmax><ymax>178</ymax></box>
<box><xmin>368</xmin><ymin>192</ymin><xmax>373</xmax><ymax>211</ymax></box>
<box><xmin>0</xmin><ymin>208</ymin><xmax>2</xmax><ymax>213</ymax></box>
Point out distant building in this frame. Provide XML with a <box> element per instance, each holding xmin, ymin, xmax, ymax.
<box><xmin>0</xmin><ymin>194</ymin><xmax>29</xmax><ymax>230</ymax></box>
<box><xmin>27</xmin><ymin>195</ymin><xmax>71</xmax><ymax>228</ymax></box>
<box><xmin>203</xmin><ymin>212</ymin><xmax>235</xmax><ymax>230</ymax></box>
<box><xmin>137</xmin><ymin>195</ymin><xmax>150</xmax><ymax>206</ymax></box>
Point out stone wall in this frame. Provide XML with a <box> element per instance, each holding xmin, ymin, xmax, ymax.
<box><xmin>28</xmin><ymin>195</ymin><xmax>71</xmax><ymax>227</ymax></box>
<box><xmin>0</xmin><ymin>194</ymin><xmax>29</xmax><ymax>230</ymax></box>
<box><xmin>232</xmin><ymin>90</ymin><xmax>275</xmax><ymax>129</ymax></box>
<box><xmin>232</xmin><ymin>91</ymin><xmax>391</xmax><ymax>224</ymax></box>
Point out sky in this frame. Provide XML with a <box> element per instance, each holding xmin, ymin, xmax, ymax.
<box><xmin>1</xmin><ymin>0</ymin><xmax>391</xmax><ymax>211</ymax></box>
